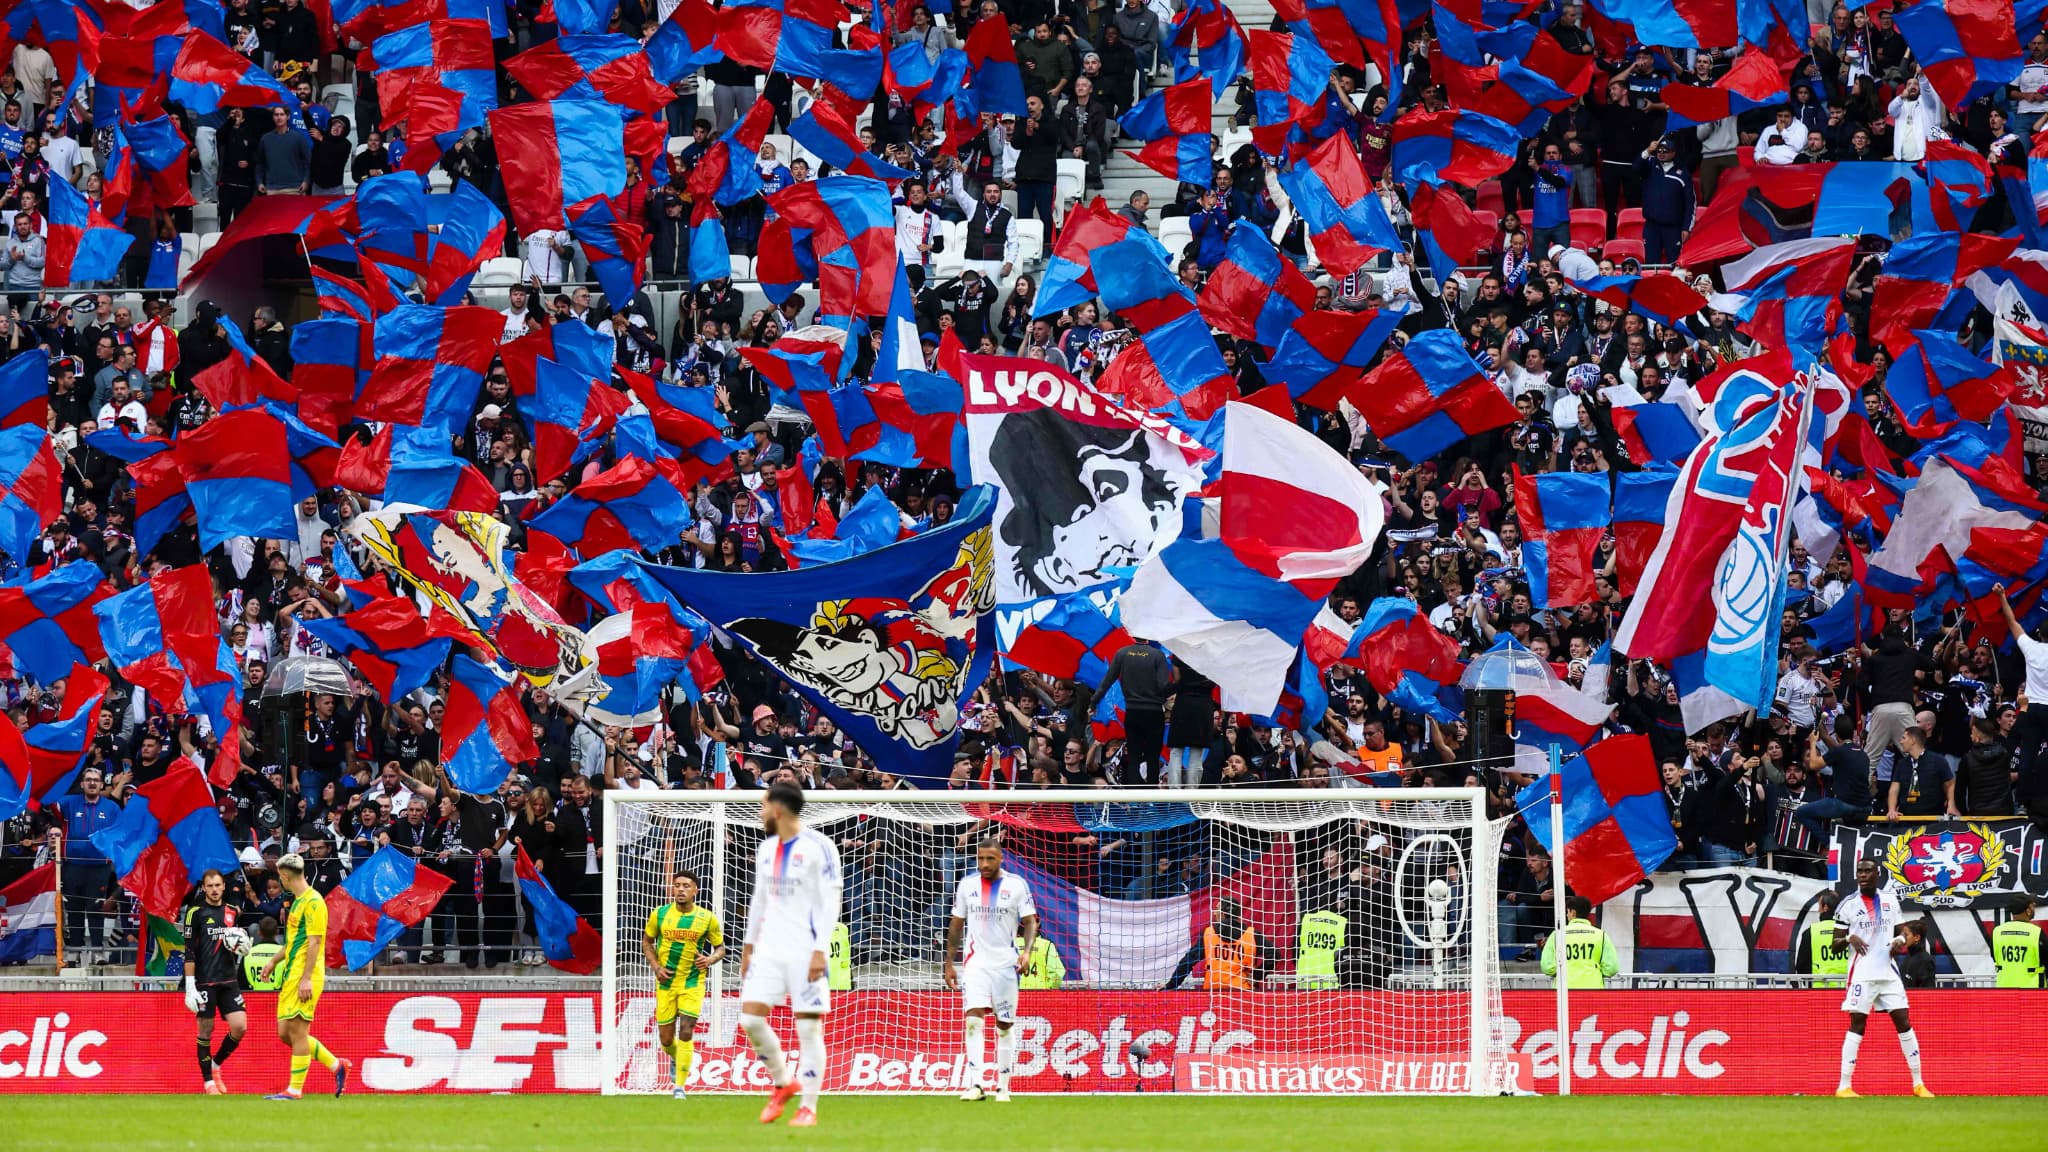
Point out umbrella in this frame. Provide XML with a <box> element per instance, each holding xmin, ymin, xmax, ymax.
<box><xmin>259</xmin><ymin>655</ymin><xmax>353</xmax><ymax>698</ymax></box>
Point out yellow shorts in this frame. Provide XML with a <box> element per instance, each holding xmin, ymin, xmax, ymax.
<box><xmin>277</xmin><ymin>977</ymin><xmax>322</xmax><ymax>1021</ymax></box>
<box><xmin>654</xmin><ymin>983</ymin><xmax>706</xmax><ymax>1025</ymax></box>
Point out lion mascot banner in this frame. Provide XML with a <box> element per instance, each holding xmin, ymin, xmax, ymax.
<box><xmin>644</xmin><ymin>485</ymin><xmax>1000</xmax><ymax>784</ymax></box>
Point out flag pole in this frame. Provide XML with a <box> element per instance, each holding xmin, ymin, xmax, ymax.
<box><xmin>1550</xmin><ymin>743</ymin><xmax>1569</xmax><ymax>1097</ymax></box>
<box><xmin>52</xmin><ymin>832</ymin><xmax>66</xmax><ymax>971</ymax></box>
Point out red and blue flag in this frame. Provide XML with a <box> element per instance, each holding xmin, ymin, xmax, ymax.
<box><xmin>1266</xmin><ymin>308</ymin><xmax>1408</xmax><ymax>410</ymax></box>
<box><xmin>88</xmin><ymin>757</ymin><xmax>239</xmax><ymax>920</ymax></box>
<box><xmin>172</xmin><ymin>408</ymin><xmax>296</xmax><ymax>549</ymax></box>
<box><xmin>1515</xmin><ymin>467</ymin><xmax>1612</xmax><ymax>607</ymax></box>
<box><xmin>530</xmin><ymin>456</ymin><xmax>694</xmax><ymax>557</ymax></box>
<box><xmin>0</xmin><ymin>561</ymin><xmax>109</xmax><ymax>684</ymax></box>
<box><xmin>505</xmin><ymin>34</ymin><xmax>673</xmax><ymax>117</ymax></box>
<box><xmin>24</xmin><ymin>663</ymin><xmax>106</xmax><ymax>802</ymax></box>
<box><xmin>46</xmin><ymin>171</ymin><xmax>133</xmax><ymax>287</ymax></box>
<box><xmin>1198</xmin><ymin>226</ymin><xmax>1316</xmax><ymax>354</ymax></box>
<box><xmin>1884</xmin><ymin>331</ymin><xmax>2016</xmax><ymax>424</ymax></box>
<box><xmin>0</xmin><ymin>425</ymin><xmax>61</xmax><ymax>564</ymax></box>
<box><xmin>515</xmin><ymin>844</ymin><xmax>601</xmax><ymax>973</ymax></box>
<box><xmin>1390</xmin><ymin>108</ymin><xmax>1520</xmax><ymax>190</ymax></box>
<box><xmin>1275</xmin><ymin>133</ymin><xmax>1403</xmax><ymax>277</ymax></box>
<box><xmin>1516</xmin><ymin>733</ymin><xmax>1676</xmax><ymax>903</ymax></box>
<box><xmin>443</xmin><ymin>653</ymin><xmax>540</xmax><ymax>795</ymax></box>
<box><xmin>324</xmin><ymin>844</ymin><xmax>455</xmax><ymax>969</ymax></box>
<box><xmin>1346</xmin><ymin>329</ymin><xmax>1520</xmax><ymax>461</ymax></box>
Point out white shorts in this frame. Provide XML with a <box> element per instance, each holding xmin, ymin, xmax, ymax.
<box><xmin>1842</xmin><ymin>973</ymin><xmax>1908</xmax><ymax>1015</ymax></box>
<box><xmin>740</xmin><ymin>953</ymin><xmax>831</xmax><ymax>1015</ymax></box>
<box><xmin>961</xmin><ymin>965</ymin><xmax>1018</xmax><ymax>1021</ymax></box>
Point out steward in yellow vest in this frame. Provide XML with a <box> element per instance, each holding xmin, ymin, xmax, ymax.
<box><xmin>1297</xmin><ymin>909</ymin><xmax>1346</xmax><ymax>990</ymax></box>
<box><xmin>1798</xmin><ymin>890</ymin><xmax>1850</xmax><ymax>987</ymax></box>
<box><xmin>1992</xmin><ymin>895</ymin><xmax>2044</xmax><ymax>988</ymax></box>
<box><xmin>1540</xmin><ymin>895</ymin><xmax>1618</xmax><ymax>989</ymax></box>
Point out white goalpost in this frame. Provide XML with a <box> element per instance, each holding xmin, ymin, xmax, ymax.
<box><xmin>601</xmin><ymin>788</ymin><xmax>1519</xmax><ymax>1096</ymax></box>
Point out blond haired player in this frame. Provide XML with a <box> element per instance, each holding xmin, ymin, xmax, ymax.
<box><xmin>642</xmin><ymin>867</ymin><xmax>726</xmax><ymax>1099</ymax></box>
<box><xmin>259</xmin><ymin>854</ymin><xmax>350</xmax><ymax>1100</ymax></box>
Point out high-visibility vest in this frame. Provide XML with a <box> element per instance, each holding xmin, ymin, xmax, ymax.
<box><xmin>1991</xmin><ymin>920</ymin><xmax>2044</xmax><ymax>988</ymax></box>
<box><xmin>1809</xmin><ymin>918</ymin><xmax>1850</xmax><ymax>986</ymax></box>
<box><xmin>244</xmin><ymin>943</ymin><xmax>284</xmax><ymax>990</ymax></box>
<box><xmin>1203</xmin><ymin>926</ymin><xmax>1257</xmax><ymax>990</ymax></box>
<box><xmin>1018</xmin><ymin>936</ymin><xmax>1065</xmax><ymax>989</ymax></box>
<box><xmin>827</xmin><ymin>923</ymin><xmax>852</xmax><ymax>990</ymax></box>
<box><xmin>1297</xmin><ymin>910</ymin><xmax>1346</xmax><ymax>990</ymax></box>
<box><xmin>1542</xmin><ymin>920</ymin><xmax>1614</xmax><ymax>989</ymax></box>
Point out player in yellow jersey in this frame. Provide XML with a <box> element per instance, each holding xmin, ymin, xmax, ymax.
<box><xmin>259</xmin><ymin>854</ymin><xmax>350</xmax><ymax>1100</ymax></box>
<box><xmin>642</xmin><ymin>868</ymin><xmax>726</xmax><ymax>1100</ymax></box>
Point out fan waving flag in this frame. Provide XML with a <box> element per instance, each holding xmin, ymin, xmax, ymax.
<box><xmin>25</xmin><ymin>663</ymin><xmax>107</xmax><ymax>803</ymax></box>
<box><xmin>640</xmin><ymin>487</ymin><xmax>1000</xmax><ymax>785</ymax></box>
<box><xmin>443</xmin><ymin>653</ymin><xmax>541</xmax><ymax>795</ymax></box>
<box><xmin>300</xmin><ymin>595</ymin><xmax>458</xmax><ymax>700</ymax></box>
<box><xmin>1275</xmin><ymin>133</ymin><xmax>1403</xmax><ymax>277</ymax></box>
<box><xmin>1390</xmin><ymin>108</ymin><xmax>1520</xmax><ymax>189</ymax></box>
<box><xmin>323</xmin><ymin>844</ymin><xmax>455</xmax><ymax>970</ymax></box>
<box><xmin>515</xmin><ymin>845</ymin><xmax>602</xmax><ymax>974</ymax></box>
<box><xmin>0</xmin><ymin>561</ymin><xmax>111</xmax><ymax>684</ymax></box>
<box><xmin>1198</xmin><ymin>223</ymin><xmax>1316</xmax><ymax>353</ymax></box>
<box><xmin>46</xmin><ymin>171</ymin><xmax>135</xmax><ymax>286</ymax></box>
<box><xmin>89</xmin><ymin>758</ymin><xmax>239</xmax><ymax>921</ymax></box>
<box><xmin>1516</xmin><ymin>468</ymin><xmax>1613</xmax><ymax>608</ymax></box>
<box><xmin>0</xmin><ymin>425</ymin><xmax>61</xmax><ymax>564</ymax></box>
<box><xmin>1516</xmin><ymin>734</ymin><xmax>1676</xmax><ymax>904</ymax></box>
<box><xmin>1344</xmin><ymin>329</ymin><xmax>1520</xmax><ymax>461</ymax></box>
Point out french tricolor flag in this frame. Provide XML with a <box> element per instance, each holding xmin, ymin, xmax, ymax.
<box><xmin>0</xmin><ymin>864</ymin><xmax>57</xmax><ymax>964</ymax></box>
<box><xmin>999</xmin><ymin>829</ymin><xmax>1298</xmax><ymax>986</ymax></box>
<box><xmin>1122</xmin><ymin>402</ymin><xmax>1384</xmax><ymax>716</ymax></box>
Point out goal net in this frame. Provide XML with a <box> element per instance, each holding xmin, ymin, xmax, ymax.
<box><xmin>601</xmin><ymin>788</ymin><xmax>1519</xmax><ymax>1095</ymax></box>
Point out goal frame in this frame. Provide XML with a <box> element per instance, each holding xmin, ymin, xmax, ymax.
<box><xmin>600</xmin><ymin>787</ymin><xmax>1502</xmax><ymax>1096</ymax></box>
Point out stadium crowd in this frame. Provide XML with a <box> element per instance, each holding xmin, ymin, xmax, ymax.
<box><xmin>0</xmin><ymin>0</ymin><xmax>2043</xmax><ymax>973</ymax></box>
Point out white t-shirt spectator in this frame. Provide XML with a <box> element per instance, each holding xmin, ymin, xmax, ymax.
<box><xmin>40</xmin><ymin>133</ymin><xmax>79</xmax><ymax>183</ymax></box>
<box><xmin>2015</xmin><ymin>633</ymin><xmax>2048</xmax><ymax>704</ymax></box>
<box><xmin>2019</xmin><ymin>59</ymin><xmax>2048</xmax><ymax>115</ymax></box>
<box><xmin>1753</xmin><ymin>119</ymin><xmax>1807</xmax><ymax>165</ymax></box>
<box><xmin>524</xmin><ymin>229</ymin><xmax>572</xmax><ymax>284</ymax></box>
<box><xmin>97</xmin><ymin>399</ymin><xmax>147</xmax><ymax>431</ymax></box>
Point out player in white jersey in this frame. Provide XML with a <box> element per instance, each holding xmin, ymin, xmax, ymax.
<box><xmin>944</xmin><ymin>838</ymin><xmax>1039</xmax><ymax>1102</ymax></box>
<box><xmin>739</xmin><ymin>782</ymin><xmax>844</xmax><ymax>1127</ymax></box>
<box><xmin>1834</xmin><ymin>858</ymin><xmax>1935</xmax><ymax>1098</ymax></box>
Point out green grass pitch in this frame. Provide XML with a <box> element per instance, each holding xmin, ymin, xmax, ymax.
<box><xmin>2</xmin><ymin>1095</ymin><xmax>2037</xmax><ymax>1152</ymax></box>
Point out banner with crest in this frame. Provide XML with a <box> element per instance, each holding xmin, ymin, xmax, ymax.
<box><xmin>641</xmin><ymin>486</ymin><xmax>1000</xmax><ymax>784</ymax></box>
<box><xmin>1829</xmin><ymin>818</ymin><xmax>2039</xmax><ymax>909</ymax></box>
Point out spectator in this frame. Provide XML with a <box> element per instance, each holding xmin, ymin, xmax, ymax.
<box><xmin>254</xmin><ymin>106</ymin><xmax>311</xmax><ymax>194</ymax></box>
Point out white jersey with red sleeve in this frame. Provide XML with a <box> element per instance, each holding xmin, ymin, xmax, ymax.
<box><xmin>951</xmin><ymin>868</ymin><xmax>1035</xmax><ymax>970</ymax></box>
<box><xmin>1839</xmin><ymin>886</ymin><xmax>1907</xmax><ymax>983</ymax></box>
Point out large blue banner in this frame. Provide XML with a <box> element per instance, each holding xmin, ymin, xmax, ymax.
<box><xmin>643</xmin><ymin>486</ymin><xmax>999</xmax><ymax>784</ymax></box>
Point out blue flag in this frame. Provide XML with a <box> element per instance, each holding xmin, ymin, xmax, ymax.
<box><xmin>642</xmin><ymin>486</ymin><xmax>1001</xmax><ymax>784</ymax></box>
